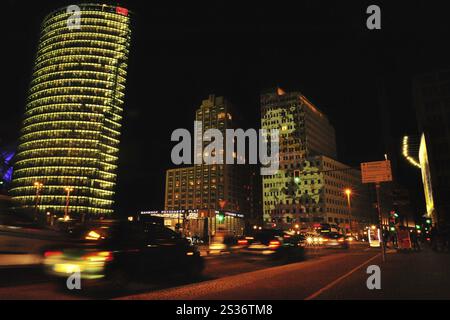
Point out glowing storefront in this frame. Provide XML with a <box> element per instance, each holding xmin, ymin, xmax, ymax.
<box><xmin>139</xmin><ymin>210</ymin><xmax>245</xmax><ymax>239</ymax></box>
<box><xmin>10</xmin><ymin>4</ymin><xmax>132</xmax><ymax>219</ymax></box>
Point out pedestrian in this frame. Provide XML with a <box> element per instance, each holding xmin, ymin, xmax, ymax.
<box><xmin>383</xmin><ymin>230</ymin><xmax>390</xmax><ymax>248</ymax></box>
<box><xmin>411</xmin><ymin>230</ymin><xmax>421</xmax><ymax>252</ymax></box>
<box><xmin>391</xmin><ymin>231</ymin><xmax>398</xmax><ymax>249</ymax></box>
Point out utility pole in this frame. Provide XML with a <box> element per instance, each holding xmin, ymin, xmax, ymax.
<box><xmin>375</xmin><ymin>183</ymin><xmax>386</xmax><ymax>262</ymax></box>
<box><xmin>361</xmin><ymin>160</ymin><xmax>392</xmax><ymax>262</ymax></box>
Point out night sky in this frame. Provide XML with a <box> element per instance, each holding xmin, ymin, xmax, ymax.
<box><xmin>2</xmin><ymin>0</ymin><xmax>450</xmax><ymax>216</ymax></box>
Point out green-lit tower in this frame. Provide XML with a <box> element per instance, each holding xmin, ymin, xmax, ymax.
<box><xmin>10</xmin><ymin>4</ymin><xmax>132</xmax><ymax>219</ymax></box>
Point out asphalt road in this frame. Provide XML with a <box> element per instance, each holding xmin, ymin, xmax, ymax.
<box><xmin>0</xmin><ymin>245</ymin><xmax>376</xmax><ymax>300</ymax></box>
<box><xmin>121</xmin><ymin>247</ymin><xmax>380</xmax><ymax>300</ymax></box>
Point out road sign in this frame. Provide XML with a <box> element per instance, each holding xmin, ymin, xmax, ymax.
<box><xmin>361</xmin><ymin>160</ymin><xmax>392</xmax><ymax>184</ymax></box>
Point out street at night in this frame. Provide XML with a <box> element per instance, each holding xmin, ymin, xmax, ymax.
<box><xmin>1</xmin><ymin>0</ymin><xmax>450</xmax><ymax>313</ymax></box>
<box><xmin>1</xmin><ymin>245</ymin><xmax>450</xmax><ymax>300</ymax></box>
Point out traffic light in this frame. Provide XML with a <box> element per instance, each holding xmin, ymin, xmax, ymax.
<box><xmin>426</xmin><ymin>219</ymin><xmax>431</xmax><ymax>224</ymax></box>
<box><xmin>389</xmin><ymin>211</ymin><xmax>398</xmax><ymax>225</ymax></box>
<box><xmin>415</xmin><ymin>225</ymin><xmax>421</xmax><ymax>230</ymax></box>
<box><xmin>217</xmin><ymin>211</ymin><xmax>225</xmax><ymax>222</ymax></box>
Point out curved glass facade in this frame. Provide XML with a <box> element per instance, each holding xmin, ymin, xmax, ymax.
<box><xmin>10</xmin><ymin>4</ymin><xmax>131</xmax><ymax>218</ymax></box>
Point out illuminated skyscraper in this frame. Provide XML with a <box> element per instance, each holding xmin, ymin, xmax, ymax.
<box><xmin>10</xmin><ymin>4</ymin><xmax>132</xmax><ymax>219</ymax></box>
<box><xmin>414</xmin><ymin>70</ymin><xmax>450</xmax><ymax>228</ymax></box>
<box><xmin>261</xmin><ymin>88</ymin><xmax>371</xmax><ymax>232</ymax></box>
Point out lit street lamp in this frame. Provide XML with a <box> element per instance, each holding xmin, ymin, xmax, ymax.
<box><xmin>64</xmin><ymin>187</ymin><xmax>73</xmax><ymax>221</ymax></box>
<box><xmin>33</xmin><ymin>182</ymin><xmax>44</xmax><ymax>221</ymax></box>
<box><xmin>344</xmin><ymin>188</ymin><xmax>352</xmax><ymax>234</ymax></box>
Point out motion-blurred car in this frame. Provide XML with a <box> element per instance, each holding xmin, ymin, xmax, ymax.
<box><xmin>321</xmin><ymin>232</ymin><xmax>349</xmax><ymax>249</ymax></box>
<box><xmin>239</xmin><ymin>229</ymin><xmax>305</xmax><ymax>261</ymax></box>
<box><xmin>0</xmin><ymin>202</ymin><xmax>68</xmax><ymax>267</ymax></box>
<box><xmin>304</xmin><ymin>232</ymin><xmax>326</xmax><ymax>246</ymax></box>
<box><xmin>344</xmin><ymin>235</ymin><xmax>356</xmax><ymax>242</ymax></box>
<box><xmin>43</xmin><ymin>220</ymin><xmax>204</xmax><ymax>289</ymax></box>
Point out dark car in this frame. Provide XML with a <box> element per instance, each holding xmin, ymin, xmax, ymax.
<box><xmin>239</xmin><ymin>229</ymin><xmax>305</xmax><ymax>261</ymax></box>
<box><xmin>42</xmin><ymin>220</ymin><xmax>204</xmax><ymax>289</ymax></box>
<box><xmin>321</xmin><ymin>232</ymin><xmax>349</xmax><ymax>249</ymax></box>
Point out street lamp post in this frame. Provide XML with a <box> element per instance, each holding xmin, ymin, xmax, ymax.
<box><xmin>33</xmin><ymin>182</ymin><xmax>43</xmax><ymax>221</ymax></box>
<box><xmin>344</xmin><ymin>188</ymin><xmax>352</xmax><ymax>234</ymax></box>
<box><xmin>64</xmin><ymin>187</ymin><xmax>73</xmax><ymax>221</ymax></box>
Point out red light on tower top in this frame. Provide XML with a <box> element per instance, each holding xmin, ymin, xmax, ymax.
<box><xmin>116</xmin><ymin>6</ymin><xmax>129</xmax><ymax>16</ymax></box>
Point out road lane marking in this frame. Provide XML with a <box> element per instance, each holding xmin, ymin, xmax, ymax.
<box><xmin>304</xmin><ymin>253</ymin><xmax>381</xmax><ymax>300</ymax></box>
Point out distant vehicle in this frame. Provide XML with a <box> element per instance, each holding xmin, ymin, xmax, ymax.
<box><xmin>304</xmin><ymin>232</ymin><xmax>325</xmax><ymax>246</ymax></box>
<box><xmin>315</xmin><ymin>223</ymin><xmax>340</xmax><ymax>234</ymax></box>
<box><xmin>239</xmin><ymin>229</ymin><xmax>305</xmax><ymax>261</ymax></box>
<box><xmin>321</xmin><ymin>232</ymin><xmax>349</xmax><ymax>249</ymax></box>
<box><xmin>43</xmin><ymin>220</ymin><xmax>204</xmax><ymax>289</ymax></box>
<box><xmin>344</xmin><ymin>235</ymin><xmax>356</xmax><ymax>242</ymax></box>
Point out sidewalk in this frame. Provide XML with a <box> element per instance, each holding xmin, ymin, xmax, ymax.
<box><xmin>316</xmin><ymin>245</ymin><xmax>450</xmax><ymax>299</ymax></box>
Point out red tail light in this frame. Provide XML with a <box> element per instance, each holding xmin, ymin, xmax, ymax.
<box><xmin>44</xmin><ymin>251</ymin><xmax>62</xmax><ymax>258</ymax></box>
<box><xmin>338</xmin><ymin>238</ymin><xmax>344</xmax><ymax>242</ymax></box>
<box><xmin>82</xmin><ymin>251</ymin><xmax>114</xmax><ymax>262</ymax></box>
<box><xmin>269</xmin><ymin>240</ymin><xmax>281</xmax><ymax>248</ymax></box>
<box><xmin>238</xmin><ymin>239</ymin><xmax>248</xmax><ymax>245</ymax></box>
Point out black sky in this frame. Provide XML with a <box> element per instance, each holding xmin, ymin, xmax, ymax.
<box><xmin>2</xmin><ymin>0</ymin><xmax>450</xmax><ymax>216</ymax></box>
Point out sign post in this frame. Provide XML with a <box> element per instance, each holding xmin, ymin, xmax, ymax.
<box><xmin>361</xmin><ymin>160</ymin><xmax>393</xmax><ymax>262</ymax></box>
<box><xmin>375</xmin><ymin>183</ymin><xmax>386</xmax><ymax>262</ymax></box>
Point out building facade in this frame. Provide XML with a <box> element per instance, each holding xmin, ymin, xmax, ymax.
<box><xmin>165</xmin><ymin>95</ymin><xmax>245</xmax><ymax>213</ymax></box>
<box><xmin>164</xmin><ymin>95</ymin><xmax>254</xmax><ymax>237</ymax></box>
<box><xmin>262</xmin><ymin>154</ymin><xmax>372</xmax><ymax>232</ymax></box>
<box><xmin>261</xmin><ymin>88</ymin><xmax>371</xmax><ymax>232</ymax></box>
<box><xmin>413</xmin><ymin>70</ymin><xmax>450</xmax><ymax>228</ymax></box>
<box><xmin>10</xmin><ymin>4</ymin><xmax>132</xmax><ymax>219</ymax></box>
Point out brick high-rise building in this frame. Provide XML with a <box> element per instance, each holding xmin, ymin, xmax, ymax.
<box><xmin>165</xmin><ymin>95</ymin><xmax>253</xmax><ymax>216</ymax></box>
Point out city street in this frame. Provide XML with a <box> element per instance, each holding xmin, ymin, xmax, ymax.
<box><xmin>1</xmin><ymin>244</ymin><xmax>449</xmax><ymax>300</ymax></box>
<box><xmin>1</xmin><ymin>0</ymin><xmax>450</xmax><ymax>304</ymax></box>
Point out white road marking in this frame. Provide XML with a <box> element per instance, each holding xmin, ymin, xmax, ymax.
<box><xmin>304</xmin><ymin>253</ymin><xmax>381</xmax><ymax>300</ymax></box>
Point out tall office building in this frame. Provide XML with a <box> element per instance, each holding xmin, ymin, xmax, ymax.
<box><xmin>261</xmin><ymin>88</ymin><xmax>371</xmax><ymax>231</ymax></box>
<box><xmin>165</xmin><ymin>95</ymin><xmax>250</xmax><ymax>215</ymax></box>
<box><xmin>10</xmin><ymin>4</ymin><xmax>132</xmax><ymax>218</ymax></box>
<box><xmin>413</xmin><ymin>70</ymin><xmax>450</xmax><ymax>228</ymax></box>
<box><xmin>261</xmin><ymin>88</ymin><xmax>337</xmax><ymax>160</ymax></box>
